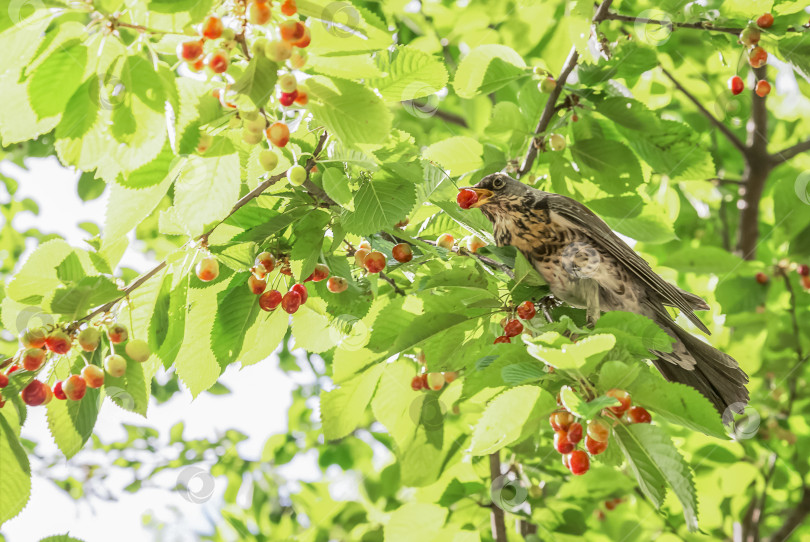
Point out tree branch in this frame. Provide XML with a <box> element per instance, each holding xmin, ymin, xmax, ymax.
<box><xmin>379</xmin><ymin>271</ymin><xmax>406</xmax><ymax>296</ymax></box>
<box><xmin>767</xmin><ymin>485</ymin><xmax>810</xmax><ymax>542</ymax></box>
<box><xmin>418</xmin><ymin>239</ymin><xmax>516</xmax><ymax>279</ymax></box>
<box><xmin>490</xmin><ymin>452</ymin><xmax>508</xmax><ymax>542</ymax></box>
<box><xmin>736</xmin><ymin>65</ymin><xmax>772</xmax><ymax>260</ymax></box>
<box><xmin>74</xmin><ymin>131</ymin><xmax>330</xmax><ymax>325</ymax></box>
<box><xmin>740</xmin><ymin>453</ymin><xmax>777</xmax><ymax>542</ymax></box>
<box><xmin>660</xmin><ymin>66</ymin><xmax>748</xmax><ymax>156</ymax></box>
<box><xmin>517</xmin><ymin>0</ymin><xmax>614</xmax><ymax>177</ymax></box>
<box><xmin>603</xmin><ymin>12</ymin><xmax>743</xmax><ymax>35</ymax></box>
<box><xmin>401</xmin><ymin>100</ymin><xmax>468</xmax><ymax>128</ymax></box>
<box><xmin>781</xmin><ymin>271</ymin><xmax>807</xmax><ymax>413</ymax></box>
<box><xmin>771</xmin><ymin>138</ymin><xmax>810</xmax><ymax>165</ymax></box>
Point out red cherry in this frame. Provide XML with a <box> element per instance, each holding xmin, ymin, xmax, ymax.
<box><xmin>740</xmin><ymin>27</ymin><xmax>761</xmax><ymax>46</ymax></box>
<box><xmin>420</xmin><ymin>373</ymin><xmax>429</xmax><ymax>389</ymax></box>
<box><xmin>503</xmin><ymin>319</ymin><xmax>523</xmax><ymax>338</ymax></box>
<box><xmin>457</xmin><ymin>189</ymin><xmax>479</xmax><ymax>209</ymax></box>
<box><xmin>549</xmin><ymin>411</ymin><xmax>574</xmax><ymax>431</ymax></box>
<box><xmin>280</xmin><ymin>0</ymin><xmax>297</xmax><ymax>16</ymax></box>
<box><xmin>625</xmin><ymin>406</ymin><xmax>652</xmax><ymax>424</ymax></box>
<box><xmin>291</xmin><ymin>283</ymin><xmax>308</xmax><ymax>304</ymax></box>
<box><xmin>567</xmin><ymin>422</ymin><xmax>583</xmax><ymax>444</ymax></box>
<box><xmin>292</xmin><ymin>27</ymin><xmax>310</xmax><ymax>48</ymax></box>
<box><xmin>797</xmin><ymin>264</ymin><xmax>810</xmax><ymax>277</ymax></box>
<box><xmin>256</xmin><ymin>252</ymin><xmax>276</xmax><ymax>273</ymax></box>
<box><xmin>568</xmin><ymin>450</ymin><xmax>590</xmax><ymax>475</ymax></box>
<box><xmin>266</xmin><ymin>122</ymin><xmax>290</xmax><ymax>148</ymax></box>
<box><xmin>63</xmin><ymin>375</ymin><xmax>87</xmax><ymax>401</ymax></box>
<box><xmin>587</xmin><ymin>419</ymin><xmax>610</xmax><ymax>442</ymax></box>
<box><xmin>22</xmin><ymin>348</ymin><xmax>46</xmax><ymax>371</ymax></box>
<box><xmin>392</xmin><ymin>243</ymin><xmax>413</xmax><ymax>263</ymax></box>
<box><xmin>802</xmin><ymin>275</ymin><xmax>810</xmax><ymax>290</ymax></box>
<box><xmin>307</xmin><ymin>263</ymin><xmax>330</xmax><ymax>282</ymax></box>
<box><xmin>410</xmin><ymin>375</ymin><xmax>423</xmax><ymax>391</ymax></box>
<box><xmin>516</xmin><ymin>301</ymin><xmax>536</xmax><ymax>320</ymax></box>
<box><xmin>21</xmin><ymin>380</ymin><xmax>49</xmax><ymax>406</ymax></box>
<box><xmin>363</xmin><ymin>251</ymin><xmax>387</xmax><ymax>274</ymax></box>
<box><xmin>748</xmin><ymin>46</ymin><xmax>768</xmax><ymax>69</ymax></box>
<box><xmin>728</xmin><ymin>75</ymin><xmax>744</xmax><ymax>95</ymax></box>
<box><xmin>107</xmin><ymin>323</ymin><xmax>129</xmax><ymax>344</ymax></box>
<box><xmin>756</xmin><ymin>80</ymin><xmax>771</xmax><ymax>97</ymax></box>
<box><xmin>585</xmin><ymin>435</ymin><xmax>608</xmax><ymax>455</ymax></box>
<box><xmin>81</xmin><ymin>365</ymin><xmax>105</xmax><ymax>389</ymax></box>
<box><xmin>201</xmin><ymin>15</ymin><xmax>224</xmax><ymax>39</ymax></box>
<box><xmin>247</xmin><ymin>1</ymin><xmax>271</xmax><ymax>24</ymax></box>
<box><xmin>45</xmin><ymin>330</ymin><xmax>71</xmax><ymax>355</ymax></box>
<box><xmin>427</xmin><ymin>372</ymin><xmax>445</xmax><ymax>391</ymax></box>
<box><xmin>7</xmin><ymin>364</ymin><xmax>20</xmax><ymax>374</ymax></box>
<box><xmin>177</xmin><ymin>40</ymin><xmax>204</xmax><ymax>62</ymax></box>
<box><xmin>437</xmin><ymin>233</ymin><xmax>454</xmax><ymax>250</ymax></box>
<box><xmin>281</xmin><ymin>291</ymin><xmax>302</xmax><ymax>314</ymax></box>
<box><xmin>0</xmin><ymin>374</ymin><xmax>7</xmax><ymax>388</ymax></box>
<box><xmin>605</xmin><ymin>498</ymin><xmax>622</xmax><ymax>510</ymax></box>
<box><xmin>279</xmin><ymin>20</ymin><xmax>306</xmax><ymax>42</ymax></box>
<box><xmin>353</xmin><ymin>248</ymin><xmax>370</xmax><ymax>267</ymax></box>
<box><xmin>327</xmin><ymin>276</ymin><xmax>348</xmax><ymax>293</ymax></box>
<box><xmin>259</xmin><ymin>290</ymin><xmax>283</xmax><ymax>311</ymax></box>
<box><xmin>53</xmin><ymin>380</ymin><xmax>66</xmax><ymax>400</ymax></box>
<box><xmin>294</xmin><ymin>91</ymin><xmax>308</xmax><ymax>105</ymax></box>
<box><xmin>279</xmin><ymin>90</ymin><xmax>298</xmax><ymax>106</ymax></box>
<box><xmin>196</xmin><ymin>257</ymin><xmax>220</xmax><ymax>282</ymax></box>
<box><xmin>554</xmin><ymin>431</ymin><xmax>575</xmax><ymax>454</ymax></box>
<box><xmin>756</xmin><ymin>13</ymin><xmax>774</xmax><ymax>29</ymax></box>
<box><xmin>493</xmin><ymin>335</ymin><xmax>511</xmax><ymax>344</ymax></box>
<box><xmin>444</xmin><ymin>371</ymin><xmax>457</xmax><ymax>383</ymax></box>
<box><xmin>279</xmin><ymin>264</ymin><xmax>292</xmax><ymax>276</ymax></box>
<box><xmin>248</xmin><ymin>275</ymin><xmax>266</xmax><ymax>295</ymax></box>
<box><xmin>755</xmin><ymin>272</ymin><xmax>769</xmax><ymax>284</ymax></box>
<box><xmin>208</xmin><ymin>50</ymin><xmax>229</xmax><ymax>74</ymax></box>
<box><xmin>606</xmin><ymin>389</ymin><xmax>632</xmax><ymax>415</ymax></box>
<box><xmin>20</xmin><ymin>327</ymin><xmax>47</xmax><ymax>348</ymax></box>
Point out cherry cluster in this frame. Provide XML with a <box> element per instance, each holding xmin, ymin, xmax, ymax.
<box><xmin>494</xmin><ymin>301</ymin><xmax>536</xmax><ymax>344</ymax></box>
<box><xmin>756</xmin><ymin>262</ymin><xmax>810</xmax><ymax>289</ymax></box>
<box><xmin>410</xmin><ymin>370</ymin><xmax>458</xmax><ymax>392</ymax></box>
<box><xmin>352</xmin><ymin>239</ymin><xmax>413</xmax><ymax>275</ymax></box>
<box><xmin>551</xmin><ymin>389</ymin><xmax>651</xmax><ymax>476</ymax></box>
<box><xmin>251</xmin><ymin>252</ymin><xmax>328</xmax><ymax>314</ymax></box>
<box><xmin>728</xmin><ymin>13</ymin><xmax>775</xmax><ymax>97</ymax></box>
<box><xmin>0</xmin><ymin>323</ymin><xmax>150</xmax><ymax>408</ymax></box>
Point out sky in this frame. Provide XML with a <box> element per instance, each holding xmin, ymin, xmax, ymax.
<box><xmin>1</xmin><ymin>158</ymin><xmax>321</xmax><ymax>542</ymax></box>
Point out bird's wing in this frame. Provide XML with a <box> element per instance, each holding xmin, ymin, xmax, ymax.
<box><xmin>541</xmin><ymin>193</ymin><xmax>711</xmax><ymax>335</ymax></box>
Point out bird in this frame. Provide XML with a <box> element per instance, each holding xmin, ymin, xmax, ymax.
<box><xmin>462</xmin><ymin>172</ymin><xmax>748</xmax><ymax>414</ymax></box>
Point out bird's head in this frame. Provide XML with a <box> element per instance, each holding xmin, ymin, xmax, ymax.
<box><xmin>461</xmin><ymin>173</ymin><xmax>534</xmax><ymax>215</ymax></box>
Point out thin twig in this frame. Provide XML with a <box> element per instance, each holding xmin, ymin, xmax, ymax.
<box><xmin>782</xmin><ymin>271</ymin><xmax>806</xmax><ymax>413</ymax></box>
<box><xmin>767</xmin><ymin>485</ymin><xmax>810</xmax><ymax>542</ymax></box>
<box><xmin>602</xmin><ymin>11</ymin><xmax>805</xmax><ymax>35</ymax></box>
<box><xmin>660</xmin><ymin>66</ymin><xmax>748</xmax><ymax>155</ymax></box>
<box><xmin>400</xmin><ymin>100</ymin><xmax>468</xmax><ymax>128</ymax></box>
<box><xmin>378</xmin><ymin>272</ymin><xmax>406</xmax><ymax>296</ymax></box>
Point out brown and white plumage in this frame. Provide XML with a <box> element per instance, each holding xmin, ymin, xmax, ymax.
<box><xmin>468</xmin><ymin>173</ymin><xmax>749</xmax><ymax>413</ymax></box>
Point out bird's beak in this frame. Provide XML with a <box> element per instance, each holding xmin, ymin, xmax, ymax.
<box><xmin>460</xmin><ymin>187</ymin><xmax>494</xmax><ymax>208</ymax></box>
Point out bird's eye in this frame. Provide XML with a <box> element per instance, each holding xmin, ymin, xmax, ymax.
<box><xmin>492</xmin><ymin>177</ymin><xmax>505</xmax><ymax>189</ymax></box>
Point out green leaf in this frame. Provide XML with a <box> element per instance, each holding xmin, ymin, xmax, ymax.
<box><xmin>211</xmin><ymin>277</ymin><xmax>260</xmax><ymax>367</ymax></box>
<box><xmin>116</xmin><ymin>144</ymin><xmax>176</xmax><ymax>189</ymax></box>
<box><xmin>56</xmin><ymin>252</ymin><xmax>85</xmax><ymax>283</ymax></box>
<box><xmin>524</xmin><ymin>333</ymin><xmax>615</xmax><ymax>370</ymax></box>
<box><xmin>321</xmin><ymin>167</ymin><xmax>354</xmax><ymax>209</ymax></box>
<box><xmin>594</xmin><ymin>311</ymin><xmax>675</xmax><ymax>355</ymax></box>
<box><xmin>292</xmin><ymin>300</ymin><xmax>338</xmax><ymax>353</ymax></box>
<box><xmin>470</xmin><ymin>385</ymin><xmax>556</xmax><ymax>455</ymax></box>
<box><xmin>423</xmin><ymin>136</ymin><xmax>484</xmax><ymax>177</ymax></box>
<box><xmin>161</xmin><ymin>153</ymin><xmax>241</xmax><ymax>237</ymax></box>
<box><xmin>238</xmin><ymin>308</ymin><xmax>288</xmax><ymax>366</ymax></box>
<box><xmin>47</xmin><ymin>356</ymin><xmax>101</xmax><ymax>458</ymax></box>
<box><xmin>384</xmin><ymin>503</ymin><xmax>447</xmax><ymax>542</ymax></box>
<box><xmin>368</xmin><ymin>45</ymin><xmax>449</xmax><ymax>103</ymax></box>
<box><xmin>28</xmin><ymin>39</ymin><xmax>88</xmax><ymax>119</ymax></box>
<box><xmin>779</xmin><ymin>36</ymin><xmax>810</xmax><ymax>82</ymax></box>
<box><xmin>321</xmin><ymin>365</ymin><xmax>384</xmax><ymax>440</ymax></box>
<box><xmin>306</xmin><ymin>75</ymin><xmax>392</xmax><ymax>150</ymax></box>
<box><xmin>55</xmin><ymin>75</ymin><xmax>99</xmax><ymax>139</ymax></box>
<box><xmin>613</xmin><ymin>423</ymin><xmax>699</xmax><ymax>531</ymax></box>
<box><xmin>340</xmin><ymin>178</ymin><xmax>415</xmax><ymax>236</ymax></box>
<box><xmin>598</xmin><ymin>360</ymin><xmax>642</xmax><ymax>391</ymax></box>
<box><xmin>560</xmin><ymin>386</ymin><xmax>620</xmax><ymax>419</ymax></box>
<box><xmin>6</xmin><ymin>238</ymin><xmax>74</xmax><ymax>302</ymax></box>
<box><xmin>659</xmin><ymin>246</ymin><xmax>745</xmax><ymax>275</ymax></box>
<box><xmin>453</xmin><ymin>45</ymin><xmax>526</xmax><ymax>99</ymax></box>
<box><xmin>627</xmin><ymin>369</ymin><xmax>727</xmax><ymax>438</ymax></box>
<box><xmin>0</xmin><ymin>412</ymin><xmax>31</xmax><ymax>526</ymax></box>
<box><xmin>570</xmin><ymin>139</ymin><xmax>643</xmax><ymax>194</ymax></box>
<box><xmin>49</xmin><ymin>276</ymin><xmax>121</xmax><ymax>316</ymax></box>
<box><xmin>38</xmin><ymin>535</ymin><xmax>86</xmax><ymax>542</ymax></box>
<box><xmin>231</xmin><ymin>53</ymin><xmax>278</xmax><ymax>108</ymax></box>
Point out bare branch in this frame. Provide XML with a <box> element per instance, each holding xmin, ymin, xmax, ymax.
<box><xmin>660</xmin><ymin>66</ymin><xmax>748</xmax><ymax>156</ymax></box>
<box><xmin>603</xmin><ymin>12</ymin><xmax>743</xmax><ymax>35</ymax></box>
<box><xmin>379</xmin><ymin>271</ymin><xmax>406</xmax><ymax>296</ymax></box>
<box><xmin>771</xmin><ymin>138</ymin><xmax>810</xmax><ymax>165</ymax></box>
